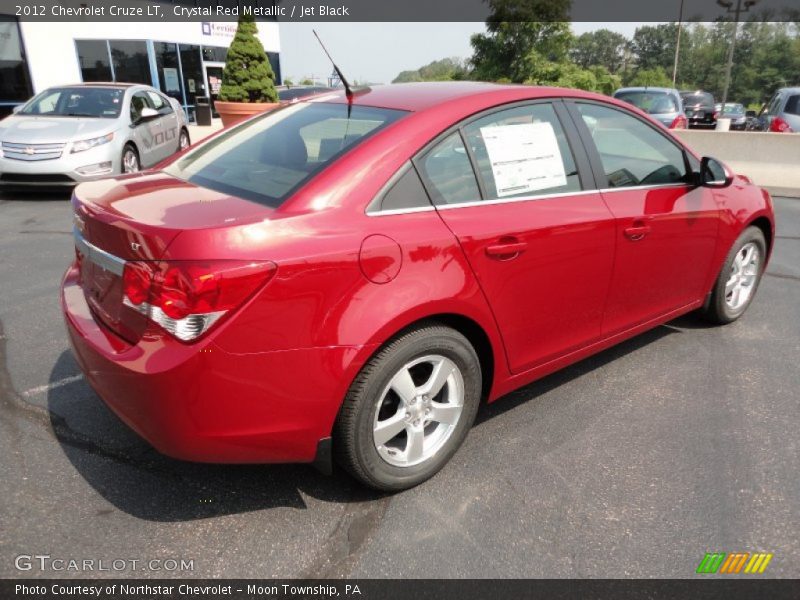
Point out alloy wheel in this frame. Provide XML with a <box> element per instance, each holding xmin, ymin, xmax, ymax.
<box><xmin>725</xmin><ymin>241</ymin><xmax>760</xmax><ymax>310</ymax></box>
<box><xmin>123</xmin><ymin>149</ymin><xmax>140</xmax><ymax>173</ymax></box>
<box><xmin>372</xmin><ymin>354</ymin><xmax>464</xmax><ymax>468</ymax></box>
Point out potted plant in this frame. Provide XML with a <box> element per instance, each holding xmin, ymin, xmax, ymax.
<box><xmin>215</xmin><ymin>12</ymin><xmax>279</xmax><ymax>127</ymax></box>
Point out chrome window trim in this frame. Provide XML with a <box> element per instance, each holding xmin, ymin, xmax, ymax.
<box><xmin>364</xmin><ymin>182</ymin><xmax>691</xmax><ymax>216</ymax></box>
<box><xmin>434</xmin><ymin>188</ymin><xmax>599</xmax><ymax>211</ymax></box>
<box><xmin>73</xmin><ymin>226</ymin><xmax>125</xmax><ymax>276</ymax></box>
<box><xmin>366</xmin><ymin>205</ymin><xmax>436</xmax><ymax>217</ymax></box>
<box><xmin>598</xmin><ymin>182</ymin><xmax>689</xmax><ymax>194</ymax></box>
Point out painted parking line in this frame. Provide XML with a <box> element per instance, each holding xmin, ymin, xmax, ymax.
<box><xmin>21</xmin><ymin>374</ymin><xmax>84</xmax><ymax>398</ymax></box>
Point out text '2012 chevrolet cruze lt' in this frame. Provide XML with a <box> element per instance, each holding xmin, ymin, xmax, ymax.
<box><xmin>62</xmin><ymin>82</ymin><xmax>775</xmax><ymax>491</ymax></box>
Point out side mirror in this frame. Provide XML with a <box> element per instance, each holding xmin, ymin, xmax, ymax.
<box><xmin>11</xmin><ymin>104</ymin><xmax>23</xmax><ymax>114</ymax></box>
<box><xmin>139</xmin><ymin>107</ymin><xmax>159</xmax><ymax>121</ymax></box>
<box><xmin>745</xmin><ymin>110</ymin><xmax>756</xmax><ymax>118</ymax></box>
<box><xmin>698</xmin><ymin>156</ymin><xmax>734</xmax><ymax>188</ymax></box>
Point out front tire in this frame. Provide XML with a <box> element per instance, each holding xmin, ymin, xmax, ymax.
<box><xmin>121</xmin><ymin>144</ymin><xmax>140</xmax><ymax>174</ymax></box>
<box><xmin>334</xmin><ymin>325</ymin><xmax>482</xmax><ymax>491</ymax></box>
<box><xmin>701</xmin><ymin>226</ymin><xmax>766</xmax><ymax>324</ymax></box>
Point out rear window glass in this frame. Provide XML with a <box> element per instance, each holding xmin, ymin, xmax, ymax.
<box><xmin>681</xmin><ymin>92</ymin><xmax>714</xmax><ymax>106</ymax></box>
<box><xmin>615</xmin><ymin>91</ymin><xmax>679</xmax><ymax>115</ymax></box>
<box><xmin>785</xmin><ymin>95</ymin><xmax>800</xmax><ymax>116</ymax></box>
<box><xmin>165</xmin><ymin>102</ymin><xmax>406</xmax><ymax>208</ymax></box>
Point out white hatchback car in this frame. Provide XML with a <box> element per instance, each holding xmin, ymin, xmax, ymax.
<box><xmin>0</xmin><ymin>83</ymin><xmax>190</xmax><ymax>189</ymax></box>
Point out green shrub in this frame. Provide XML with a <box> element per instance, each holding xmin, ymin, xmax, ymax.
<box><xmin>218</xmin><ymin>13</ymin><xmax>278</xmax><ymax>103</ymax></box>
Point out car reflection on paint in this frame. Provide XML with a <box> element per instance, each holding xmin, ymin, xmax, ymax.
<box><xmin>62</xmin><ymin>82</ymin><xmax>775</xmax><ymax>491</ymax></box>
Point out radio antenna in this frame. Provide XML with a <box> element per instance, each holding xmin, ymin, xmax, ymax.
<box><xmin>313</xmin><ymin>29</ymin><xmax>353</xmax><ymax>99</ymax></box>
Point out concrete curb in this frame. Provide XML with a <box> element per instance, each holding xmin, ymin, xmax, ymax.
<box><xmin>675</xmin><ymin>130</ymin><xmax>800</xmax><ymax>199</ymax></box>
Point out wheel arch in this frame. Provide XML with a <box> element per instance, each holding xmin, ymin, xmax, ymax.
<box><xmin>747</xmin><ymin>215</ymin><xmax>773</xmax><ymax>256</ymax></box>
<box><xmin>122</xmin><ymin>140</ymin><xmax>139</xmax><ymax>158</ymax></box>
<box><xmin>350</xmin><ymin>311</ymin><xmax>499</xmax><ymax>407</ymax></box>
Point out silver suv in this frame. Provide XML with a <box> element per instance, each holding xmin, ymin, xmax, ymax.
<box><xmin>757</xmin><ymin>87</ymin><xmax>800</xmax><ymax>133</ymax></box>
<box><xmin>0</xmin><ymin>83</ymin><xmax>190</xmax><ymax>189</ymax></box>
<box><xmin>613</xmin><ymin>87</ymin><xmax>687</xmax><ymax>130</ymax></box>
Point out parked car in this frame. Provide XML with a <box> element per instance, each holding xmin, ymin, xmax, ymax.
<box><xmin>62</xmin><ymin>82</ymin><xmax>775</xmax><ymax>491</ymax></box>
<box><xmin>745</xmin><ymin>109</ymin><xmax>761</xmax><ymax>131</ymax></box>
<box><xmin>713</xmin><ymin>102</ymin><xmax>748</xmax><ymax>130</ymax></box>
<box><xmin>277</xmin><ymin>85</ymin><xmax>334</xmax><ymax>103</ymax></box>
<box><xmin>0</xmin><ymin>83</ymin><xmax>190</xmax><ymax>189</ymax></box>
<box><xmin>756</xmin><ymin>87</ymin><xmax>800</xmax><ymax>133</ymax></box>
<box><xmin>680</xmin><ymin>90</ymin><xmax>717</xmax><ymax>128</ymax></box>
<box><xmin>613</xmin><ymin>87</ymin><xmax>687</xmax><ymax>129</ymax></box>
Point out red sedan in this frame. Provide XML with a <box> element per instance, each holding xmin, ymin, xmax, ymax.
<box><xmin>62</xmin><ymin>82</ymin><xmax>775</xmax><ymax>491</ymax></box>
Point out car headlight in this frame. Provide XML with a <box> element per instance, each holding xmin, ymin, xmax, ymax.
<box><xmin>71</xmin><ymin>133</ymin><xmax>114</xmax><ymax>154</ymax></box>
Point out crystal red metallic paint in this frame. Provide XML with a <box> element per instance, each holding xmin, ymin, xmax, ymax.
<box><xmin>61</xmin><ymin>83</ymin><xmax>775</xmax><ymax>488</ymax></box>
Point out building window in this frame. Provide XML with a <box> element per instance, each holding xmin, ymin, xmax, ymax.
<box><xmin>109</xmin><ymin>40</ymin><xmax>151</xmax><ymax>85</ymax></box>
<box><xmin>75</xmin><ymin>40</ymin><xmax>112</xmax><ymax>82</ymax></box>
<box><xmin>201</xmin><ymin>46</ymin><xmax>227</xmax><ymax>62</ymax></box>
<box><xmin>267</xmin><ymin>52</ymin><xmax>281</xmax><ymax>85</ymax></box>
<box><xmin>0</xmin><ymin>15</ymin><xmax>33</xmax><ymax>111</ymax></box>
<box><xmin>179</xmin><ymin>44</ymin><xmax>203</xmax><ymax>117</ymax></box>
<box><xmin>154</xmin><ymin>42</ymin><xmax>182</xmax><ymax>104</ymax></box>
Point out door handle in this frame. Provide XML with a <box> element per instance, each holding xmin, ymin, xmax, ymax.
<box><xmin>485</xmin><ymin>239</ymin><xmax>528</xmax><ymax>259</ymax></box>
<box><xmin>623</xmin><ymin>221</ymin><xmax>652</xmax><ymax>241</ymax></box>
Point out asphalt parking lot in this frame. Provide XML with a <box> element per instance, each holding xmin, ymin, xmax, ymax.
<box><xmin>0</xmin><ymin>192</ymin><xmax>798</xmax><ymax>579</ymax></box>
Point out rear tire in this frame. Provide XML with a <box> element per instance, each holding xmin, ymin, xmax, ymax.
<box><xmin>334</xmin><ymin>324</ymin><xmax>481</xmax><ymax>491</ymax></box>
<box><xmin>700</xmin><ymin>226</ymin><xmax>766</xmax><ymax>324</ymax></box>
<box><xmin>178</xmin><ymin>128</ymin><xmax>190</xmax><ymax>151</ymax></box>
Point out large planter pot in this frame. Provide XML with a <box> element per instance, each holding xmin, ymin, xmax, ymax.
<box><xmin>215</xmin><ymin>101</ymin><xmax>280</xmax><ymax>127</ymax></box>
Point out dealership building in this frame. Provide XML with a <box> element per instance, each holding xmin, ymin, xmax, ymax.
<box><xmin>0</xmin><ymin>10</ymin><xmax>281</xmax><ymax>119</ymax></box>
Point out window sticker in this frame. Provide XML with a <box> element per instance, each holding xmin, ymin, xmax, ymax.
<box><xmin>480</xmin><ymin>121</ymin><xmax>567</xmax><ymax>197</ymax></box>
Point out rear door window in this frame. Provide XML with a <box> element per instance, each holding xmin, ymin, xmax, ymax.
<box><xmin>371</xmin><ymin>163</ymin><xmax>432</xmax><ymax>212</ymax></box>
<box><xmin>164</xmin><ymin>103</ymin><xmax>406</xmax><ymax>208</ymax></box>
<box><xmin>462</xmin><ymin>103</ymin><xmax>581</xmax><ymax>199</ymax></box>
<box><xmin>416</xmin><ymin>133</ymin><xmax>481</xmax><ymax>206</ymax></box>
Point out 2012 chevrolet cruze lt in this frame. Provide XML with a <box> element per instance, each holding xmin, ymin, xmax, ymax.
<box><xmin>62</xmin><ymin>82</ymin><xmax>775</xmax><ymax>491</ymax></box>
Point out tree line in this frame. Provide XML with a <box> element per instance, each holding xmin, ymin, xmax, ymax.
<box><xmin>393</xmin><ymin>19</ymin><xmax>800</xmax><ymax>107</ymax></box>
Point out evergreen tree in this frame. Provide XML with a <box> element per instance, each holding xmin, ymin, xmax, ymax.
<box><xmin>219</xmin><ymin>13</ymin><xmax>278</xmax><ymax>103</ymax></box>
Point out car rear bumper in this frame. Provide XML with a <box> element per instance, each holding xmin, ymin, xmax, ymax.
<box><xmin>61</xmin><ymin>264</ymin><xmax>364</xmax><ymax>464</ymax></box>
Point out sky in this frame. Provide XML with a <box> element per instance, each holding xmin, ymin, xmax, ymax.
<box><xmin>278</xmin><ymin>22</ymin><xmax>645</xmax><ymax>85</ymax></box>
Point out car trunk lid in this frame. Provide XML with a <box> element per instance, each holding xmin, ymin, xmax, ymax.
<box><xmin>72</xmin><ymin>171</ymin><xmax>274</xmax><ymax>343</ymax></box>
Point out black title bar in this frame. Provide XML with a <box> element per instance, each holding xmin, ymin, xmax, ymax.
<box><xmin>4</xmin><ymin>579</ymin><xmax>800</xmax><ymax>600</ymax></box>
<box><xmin>3</xmin><ymin>0</ymin><xmax>800</xmax><ymax>22</ymax></box>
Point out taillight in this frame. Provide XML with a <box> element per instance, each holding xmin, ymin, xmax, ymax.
<box><xmin>121</xmin><ymin>260</ymin><xmax>276</xmax><ymax>341</ymax></box>
<box><xmin>769</xmin><ymin>116</ymin><xmax>793</xmax><ymax>133</ymax></box>
<box><xmin>122</xmin><ymin>262</ymin><xmax>152</xmax><ymax>305</ymax></box>
<box><xmin>713</xmin><ymin>111</ymin><xmax>720</xmax><ymax>120</ymax></box>
<box><xmin>670</xmin><ymin>115</ymin><xmax>687</xmax><ymax>130</ymax></box>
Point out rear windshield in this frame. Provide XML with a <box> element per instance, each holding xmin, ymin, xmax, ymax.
<box><xmin>719</xmin><ymin>103</ymin><xmax>745</xmax><ymax>115</ymax></box>
<box><xmin>165</xmin><ymin>102</ymin><xmax>406</xmax><ymax>208</ymax></box>
<box><xmin>615</xmin><ymin>91</ymin><xmax>679</xmax><ymax>114</ymax></box>
<box><xmin>681</xmin><ymin>92</ymin><xmax>714</xmax><ymax>106</ymax></box>
<box><xmin>20</xmin><ymin>87</ymin><xmax>124</xmax><ymax>118</ymax></box>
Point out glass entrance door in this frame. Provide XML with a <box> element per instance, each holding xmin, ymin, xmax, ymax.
<box><xmin>204</xmin><ymin>64</ymin><xmax>224</xmax><ymax>118</ymax></box>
